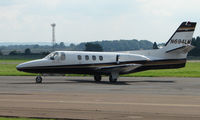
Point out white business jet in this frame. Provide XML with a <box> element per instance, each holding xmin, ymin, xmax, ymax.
<box><xmin>16</xmin><ymin>22</ymin><xmax>196</xmax><ymax>83</ymax></box>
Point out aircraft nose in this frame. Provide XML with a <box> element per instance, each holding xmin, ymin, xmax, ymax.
<box><xmin>16</xmin><ymin>59</ymin><xmax>47</xmax><ymax>72</ymax></box>
<box><xmin>16</xmin><ymin>61</ymin><xmax>35</xmax><ymax>71</ymax></box>
<box><xmin>16</xmin><ymin>63</ymin><xmax>24</xmax><ymax>71</ymax></box>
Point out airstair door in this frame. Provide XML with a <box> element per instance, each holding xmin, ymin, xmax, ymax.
<box><xmin>116</xmin><ymin>55</ymin><xmax>120</xmax><ymax>64</ymax></box>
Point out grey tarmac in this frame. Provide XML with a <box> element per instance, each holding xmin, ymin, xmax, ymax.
<box><xmin>0</xmin><ymin>76</ymin><xmax>200</xmax><ymax>120</ymax></box>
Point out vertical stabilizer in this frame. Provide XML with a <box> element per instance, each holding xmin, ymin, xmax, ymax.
<box><xmin>165</xmin><ymin>22</ymin><xmax>196</xmax><ymax>53</ymax></box>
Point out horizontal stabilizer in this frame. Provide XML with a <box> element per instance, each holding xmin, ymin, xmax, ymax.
<box><xmin>166</xmin><ymin>45</ymin><xmax>194</xmax><ymax>54</ymax></box>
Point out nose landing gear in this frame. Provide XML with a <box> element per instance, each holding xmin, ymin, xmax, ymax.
<box><xmin>36</xmin><ymin>75</ymin><xmax>42</xmax><ymax>83</ymax></box>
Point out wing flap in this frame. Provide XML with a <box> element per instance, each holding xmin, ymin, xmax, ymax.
<box><xmin>96</xmin><ymin>64</ymin><xmax>142</xmax><ymax>73</ymax></box>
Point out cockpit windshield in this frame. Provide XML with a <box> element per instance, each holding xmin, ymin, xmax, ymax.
<box><xmin>45</xmin><ymin>52</ymin><xmax>66</xmax><ymax>61</ymax></box>
<box><xmin>45</xmin><ymin>52</ymin><xmax>59</xmax><ymax>60</ymax></box>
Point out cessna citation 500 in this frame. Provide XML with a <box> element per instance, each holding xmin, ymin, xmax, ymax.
<box><xmin>17</xmin><ymin>22</ymin><xmax>196</xmax><ymax>83</ymax></box>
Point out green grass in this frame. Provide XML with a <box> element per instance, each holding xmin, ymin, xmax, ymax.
<box><xmin>0</xmin><ymin>117</ymin><xmax>54</xmax><ymax>120</ymax></box>
<box><xmin>0</xmin><ymin>59</ymin><xmax>200</xmax><ymax>77</ymax></box>
<box><xmin>0</xmin><ymin>59</ymin><xmax>36</xmax><ymax>76</ymax></box>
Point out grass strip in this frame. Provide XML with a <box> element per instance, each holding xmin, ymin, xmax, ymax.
<box><xmin>0</xmin><ymin>59</ymin><xmax>199</xmax><ymax>77</ymax></box>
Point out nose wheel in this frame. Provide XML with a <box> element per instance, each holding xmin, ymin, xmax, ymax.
<box><xmin>36</xmin><ymin>76</ymin><xmax>42</xmax><ymax>83</ymax></box>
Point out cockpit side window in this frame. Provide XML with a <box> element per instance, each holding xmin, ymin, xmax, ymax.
<box><xmin>60</xmin><ymin>52</ymin><xmax>66</xmax><ymax>61</ymax></box>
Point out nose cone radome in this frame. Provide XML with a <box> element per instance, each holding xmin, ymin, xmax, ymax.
<box><xmin>16</xmin><ymin>59</ymin><xmax>45</xmax><ymax>72</ymax></box>
<box><xmin>16</xmin><ymin>63</ymin><xmax>27</xmax><ymax>71</ymax></box>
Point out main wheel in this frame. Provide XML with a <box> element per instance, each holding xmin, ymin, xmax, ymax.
<box><xmin>36</xmin><ymin>76</ymin><xmax>42</xmax><ymax>83</ymax></box>
<box><xmin>94</xmin><ymin>75</ymin><xmax>102</xmax><ymax>82</ymax></box>
<box><xmin>109</xmin><ymin>75</ymin><xmax>117</xmax><ymax>83</ymax></box>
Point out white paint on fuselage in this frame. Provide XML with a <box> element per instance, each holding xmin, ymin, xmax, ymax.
<box><xmin>16</xmin><ymin>22</ymin><xmax>196</xmax><ymax>74</ymax></box>
<box><xmin>17</xmin><ymin>51</ymin><xmax>150</xmax><ymax>69</ymax></box>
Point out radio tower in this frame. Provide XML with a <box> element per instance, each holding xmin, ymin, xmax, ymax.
<box><xmin>51</xmin><ymin>23</ymin><xmax>56</xmax><ymax>51</ymax></box>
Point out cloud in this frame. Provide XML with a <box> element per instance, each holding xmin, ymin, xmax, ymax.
<box><xmin>136</xmin><ymin>0</ymin><xmax>173</xmax><ymax>17</ymax></box>
<box><xmin>0</xmin><ymin>0</ymin><xmax>199</xmax><ymax>44</ymax></box>
<box><xmin>136</xmin><ymin>0</ymin><xmax>200</xmax><ymax>17</ymax></box>
<box><xmin>38</xmin><ymin>0</ymin><xmax>63</xmax><ymax>8</ymax></box>
<box><xmin>0</xmin><ymin>4</ymin><xmax>26</xmax><ymax>32</ymax></box>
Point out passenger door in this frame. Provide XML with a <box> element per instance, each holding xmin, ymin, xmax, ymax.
<box><xmin>116</xmin><ymin>55</ymin><xmax>120</xmax><ymax>64</ymax></box>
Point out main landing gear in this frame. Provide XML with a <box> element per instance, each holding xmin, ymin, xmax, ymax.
<box><xmin>94</xmin><ymin>75</ymin><xmax>102</xmax><ymax>82</ymax></box>
<box><xmin>94</xmin><ymin>72</ymin><xmax>119</xmax><ymax>83</ymax></box>
<box><xmin>36</xmin><ymin>75</ymin><xmax>42</xmax><ymax>83</ymax></box>
<box><xmin>109</xmin><ymin>72</ymin><xmax>119</xmax><ymax>83</ymax></box>
<box><xmin>109</xmin><ymin>75</ymin><xmax>117</xmax><ymax>83</ymax></box>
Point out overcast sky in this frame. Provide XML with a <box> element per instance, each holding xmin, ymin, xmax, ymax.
<box><xmin>0</xmin><ymin>0</ymin><xmax>199</xmax><ymax>44</ymax></box>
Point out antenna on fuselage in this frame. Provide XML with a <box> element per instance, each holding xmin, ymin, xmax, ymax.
<box><xmin>51</xmin><ymin>23</ymin><xmax>56</xmax><ymax>52</ymax></box>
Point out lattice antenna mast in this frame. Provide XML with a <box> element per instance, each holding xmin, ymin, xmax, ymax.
<box><xmin>51</xmin><ymin>23</ymin><xmax>56</xmax><ymax>51</ymax></box>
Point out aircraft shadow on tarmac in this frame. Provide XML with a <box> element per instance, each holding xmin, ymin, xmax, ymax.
<box><xmin>9</xmin><ymin>79</ymin><xmax>175</xmax><ymax>85</ymax></box>
<box><xmin>9</xmin><ymin>80</ymin><xmax>129</xmax><ymax>85</ymax></box>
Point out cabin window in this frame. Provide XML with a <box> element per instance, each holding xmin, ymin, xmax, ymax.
<box><xmin>85</xmin><ymin>55</ymin><xmax>89</xmax><ymax>60</ymax></box>
<box><xmin>99</xmin><ymin>56</ymin><xmax>103</xmax><ymax>61</ymax></box>
<box><xmin>92</xmin><ymin>55</ymin><xmax>96</xmax><ymax>61</ymax></box>
<box><xmin>60</xmin><ymin>52</ymin><xmax>66</xmax><ymax>61</ymax></box>
<box><xmin>77</xmin><ymin>55</ymin><xmax>82</xmax><ymax>60</ymax></box>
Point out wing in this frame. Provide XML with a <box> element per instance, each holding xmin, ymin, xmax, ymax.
<box><xmin>95</xmin><ymin>64</ymin><xmax>142</xmax><ymax>74</ymax></box>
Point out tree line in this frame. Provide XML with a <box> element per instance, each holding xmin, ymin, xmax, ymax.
<box><xmin>0</xmin><ymin>37</ymin><xmax>200</xmax><ymax>57</ymax></box>
<box><xmin>188</xmin><ymin>36</ymin><xmax>200</xmax><ymax>56</ymax></box>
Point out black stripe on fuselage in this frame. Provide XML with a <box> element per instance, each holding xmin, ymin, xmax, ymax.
<box><xmin>17</xmin><ymin>59</ymin><xmax>186</xmax><ymax>75</ymax></box>
<box><xmin>176</xmin><ymin>29</ymin><xmax>194</xmax><ymax>32</ymax></box>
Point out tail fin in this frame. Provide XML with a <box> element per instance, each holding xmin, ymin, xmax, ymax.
<box><xmin>165</xmin><ymin>21</ymin><xmax>197</xmax><ymax>53</ymax></box>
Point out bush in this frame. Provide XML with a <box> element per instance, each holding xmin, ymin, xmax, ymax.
<box><xmin>9</xmin><ymin>50</ymin><xmax>18</xmax><ymax>55</ymax></box>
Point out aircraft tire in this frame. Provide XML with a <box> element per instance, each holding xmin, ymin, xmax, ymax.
<box><xmin>109</xmin><ymin>75</ymin><xmax>117</xmax><ymax>83</ymax></box>
<box><xmin>36</xmin><ymin>76</ymin><xmax>42</xmax><ymax>83</ymax></box>
<box><xmin>94</xmin><ymin>75</ymin><xmax>102</xmax><ymax>82</ymax></box>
